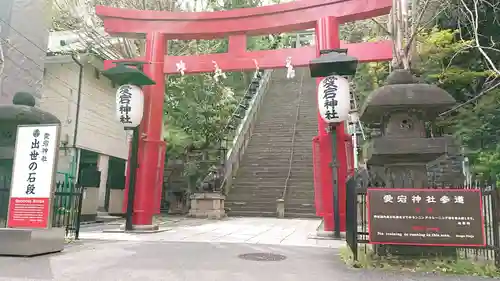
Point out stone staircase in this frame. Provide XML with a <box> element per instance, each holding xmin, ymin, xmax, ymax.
<box><xmin>225</xmin><ymin>68</ymin><xmax>318</xmax><ymax>218</ymax></box>
<box><xmin>284</xmin><ymin>72</ymin><xmax>318</xmax><ymax>218</ymax></box>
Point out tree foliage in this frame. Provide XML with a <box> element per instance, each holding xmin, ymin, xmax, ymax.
<box><xmin>350</xmin><ymin>0</ymin><xmax>499</xmax><ymax>179</ymax></box>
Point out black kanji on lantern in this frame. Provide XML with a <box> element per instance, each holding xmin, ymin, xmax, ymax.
<box><xmin>322</xmin><ymin>76</ymin><xmax>340</xmax><ymax>120</ymax></box>
<box><xmin>118</xmin><ymin>85</ymin><xmax>134</xmax><ymax>124</ymax></box>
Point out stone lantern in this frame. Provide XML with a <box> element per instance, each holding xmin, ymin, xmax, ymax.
<box><xmin>359</xmin><ymin>70</ymin><xmax>458</xmax><ymax>188</ymax></box>
<box><xmin>0</xmin><ymin>92</ymin><xmax>60</xmax><ymax>169</ymax></box>
<box><xmin>0</xmin><ymin>91</ymin><xmax>60</xmax><ymax>206</ymax></box>
<box><xmin>0</xmin><ymin>92</ymin><xmax>65</xmax><ymax>256</ymax></box>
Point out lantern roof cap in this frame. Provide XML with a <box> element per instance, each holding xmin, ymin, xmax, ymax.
<box><xmin>309</xmin><ymin>49</ymin><xmax>358</xmax><ymax>77</ymax></box>
<box><xmin>359</xmin><ymin>70</ymin><xmax>456</xmax><ymax>122</ymax></box>
<box><xmin>0</xmin><ymin>92</ymin><xmax>60</xmax><ymax>124</ymax></box>
<box><xmin>102</xmin><ymin>61</ymin><xmax>156</xmax><ymax>86</ymax></box>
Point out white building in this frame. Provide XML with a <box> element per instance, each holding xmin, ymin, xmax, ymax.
<box><xmin>40</xmin><ymin>30</ymin><xmax>130</xmax><ymax>221</ymax></box>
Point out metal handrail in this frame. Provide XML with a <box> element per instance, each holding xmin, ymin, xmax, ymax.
<box><xmin>219</xmin><ymin>71</ymin><xmax>272</xmax><ymax>191</ymax></box>
<box><xmin>197</xmin><ymin>70</ymin><xmax>272</xmax><ymax>193</ymax></box>
<box><xmin>225</xmin><ymin>70</ymin><xmax>272</xmax><ymax>157</ymax></box>
<box><xmin>220</xmin><ymin>70</ymin><xmax>266</xmax><ymax>155</ymax></box>
<box><xmin>280</xmin><ymin>69</ymin><xmax>306</xmax><ymax>200</ymax></box>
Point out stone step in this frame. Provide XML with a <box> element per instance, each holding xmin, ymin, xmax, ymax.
<box><xmin>226</xmin><ymin>68</ymin><xmax>317</xmax><ymax>215</ymax></box>
<box><xmin>232</xmin><ymin>186</ymin><xmax>312</xmax><ymax>193</ymax></box>
<box><xmin>229</xmin><ymin>208</ymin><xmax>278</xmax><ymax>215</ymax></box>
<box><xmin>240</xmin><ymin>157</ymin><xmax>312</xmax><ymax>163</ymax></box>
<box><xmin>227</xmin><ymin>192</ymin><xmax>283</xmax><ymax>200</ymax></box>
<box><xmin>287</xmin><ymin>198</ymin><xmax>315</xmax><ymax>204</ymax></box>
<box><xmin>243</xmin><ymin>147</ymin><xmax>312</xmax><ymax>152</ymax></box>
<box><xmin>285</xmin><ymin>187</ymin><xmax>315</xmax><ymax>193</ymax></box>
<box><xmin>285</xmin><ymin>204</ymin><xmax>316</xmax><ymax>210</ymax></box>
<box><xmin>234</xmin><ymin>175</ymin><xmax>287</xmax><ymax>180</ymax></box>
<box><xmin>226</xmin><ymin>200</ymin><xmax>278</xmax><ymax>207</ymax></box>
<box><xmin>285</xmin><ymin>199</ymin><xmax>314</xmax><ymax>209</ymax></box>
<box><xmin>286</xmin><ymin>192</ymin><xmax>315</xmax><ymax>198</ymax></box>
<box><xmin>239</xmin><ymin>159</ymin><xmax>313</xmax><ymax>165</ymax></box>
<box><xmin>244</xmin><ymin>144</ymin><xmax>313</xmax><ymax>149</ymax></box>
<box><xmin>227</xmin><ymin>199</ymin><xmax>281</xmax><ymax>205</ymax></box>
<box><xmin>286</xmin><ymin>201</ymin><xmax>315</xmax><ymax>207</ymax></box>
<box><xmin>233</xmin><ymin>183</ymin><xmax>314</xmax><ymax>189</ymax></box>
<box><xmin>230</xmin><ymin>185</ymin><xmax>283</xmax><ymax>190</ymax></box>
<box><xmin>230</xmin><ymin>189</ymin><xmax>283</xmax><ymax>195</ymax></box>
<box><xmin>227</xmin><ymin>210</ymin><xmax>277</xmax><ymax>217</ymax></box>
<box><xmin>239</xmin><ymin>161</ymin><xmax>312</xmax><ymax>166</ymax></box>
<box><xmin>285</xmin><ymin>208</ymin><xmax>316</xmax><ymax>215</ymax></box>
<box><xmin>236</xmin><ymin>169</ymin><xmax>313</xmax><ymax>175</ymax></box>
<box><xmin>251</xmin><ymin>132</ymin><xmax>314</xmax><ymax>136</ymax></box>
<box><xmin>285</xmin><ymin>186</ymin><xmax>315</xmax><ymax>190</ymax></box>
<box><xmin>251</xmin><ymin>128</ymin><xmax>317</xmax><ymax>133</ymax></box>
<box><xmin>235</xmin><ymin>179</ymin><xmax>312</xmax><ymax>184</ymax></box>
<box><xmin>224</xmin><ymin>200</ymin><xmax>276</xmax><ymax>208</ymax></box>
<box><xmin>287</xmin><ymin>186</ymin><xmax>315</xmax><ymax>191</ymax></box>
<box><xmin>247</xmin><ymin>139</ymin><xmax>313</xmax><ymax>144</ymax></box>
<box><xmin>241</xmin><ymin>151</ymin><xmax>312</xmax><ymax>156</ymax></box>
<box><xmin>234</xmin><ymin>181</ymin><xmax>310</xmax><ymax>187</ymax></box>
<box><xmin>250</xmin><ymin>129</ymin><xmax>315</xmax><ymax>134</ymax></box>
<box><xmin>229</xmin><ymin>186</ymin><xmax>283</xmax><ymax>192</ymax></box>
<box><xmin>235</xmin><ymin>176</ymin><xmax>313</xmax><ymax>182</ymax></box>
<box><xmin>233</xmin><ymin>179</ymin><xmax>312</xmax><ymax>185</ymax></box>
<box><xmin>284</xmin><ymin>212</ymin><xmax>318</xmax><ymax>219</ymax></box>
<box><xmin>234</xmin><ymin>180</ymin><xmax>312</xmax><ymax>186</ymax></box>
<box><xmin>242</xmin><ymin>152</ymin><xmax>313</xmax><ymax>157</ymax></box>
<box><xmin>239</xmin><ymin>158</ymin><xmax>311</xmax><ymax>163</ymax></box>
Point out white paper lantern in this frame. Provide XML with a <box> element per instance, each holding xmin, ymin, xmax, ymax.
<box><xmin>317</xmin><ymin>75</ymin><xmax>350</xmax><ymax>124</ymax></box>
<box><xmin>116</xmin><ymin>84</ymin><xmax>144</xmax><ymax>128</ymax></box>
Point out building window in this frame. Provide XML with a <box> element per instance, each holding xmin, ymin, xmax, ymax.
<box><xmin>108</xmin><ymin>157</ymin><xmax>126</xmax><ymax>189</ymax></box>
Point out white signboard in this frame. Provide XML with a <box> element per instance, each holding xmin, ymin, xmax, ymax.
<box><xmin>8</xmin><ymin>124</ymin><xmax>59</xmax><ymax>228</ymax></box>
<box><xmin>317</xmin><ymin>75</ymin><xmax>350</xmax><ymax>124</ymax></box>
<box><xmin>116</xmin><ymin>84</ymin><xmax>144</xmax><ymax>128</ymax></box>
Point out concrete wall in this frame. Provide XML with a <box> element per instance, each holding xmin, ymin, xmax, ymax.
<box><xmin>40</xmin><ymin>60</ymin><xmax>129</xmax><ymax>164</ymax></box>
<box><xmin>0</xmin><ymin>0</ymin><xmax>51</xmax><ymax>104</ymax></box>
<box><xmin>109</xmin><ymin>189</ymin><xmax>125</xmax><ymax>214</ymax></box>
<box><xmin>39</xmin><ymin>57</ymin><xmax>129</xmax><ymax>219</ymax></box>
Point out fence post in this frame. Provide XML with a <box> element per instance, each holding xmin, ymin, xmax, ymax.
<box><xmin>345</xmin><ymin>176</ymin><xmax>358</xmax><ymax>261</ymax></box>
<box><xmin>490</xmin><ymin>183</ymin><xmax>500</xmax><ymax>268</ymax></box>
<box><xmin>74</xmin><ymin>184</ymin><xmax>84</xmax><ymax>240</ymax></box>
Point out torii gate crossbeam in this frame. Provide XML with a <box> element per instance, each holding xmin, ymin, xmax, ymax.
<box><xmin>97</xmin><ymin>0</ymin><xmax>393</xmax><ymax>231</ymax></box>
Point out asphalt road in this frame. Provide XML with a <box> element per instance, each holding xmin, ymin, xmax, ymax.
<box><xmin>0</xmin><ymin>240</ymin><xmax>493</xmax><ymax>281</ymax></box>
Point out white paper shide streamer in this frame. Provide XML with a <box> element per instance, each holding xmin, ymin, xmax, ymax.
<box><xmin>116</xmin><ymin>84</ymin><xmax>144</xmax><ymax>128</ymax></box>
<box><xmin>317</xmin><ymin>75</ymin><xmax>350</xmax><ymax>123</ymax></box>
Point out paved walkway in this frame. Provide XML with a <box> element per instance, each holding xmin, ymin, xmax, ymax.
<box><xmin>79</xmin><ymin>217</ymin><xmax>344</xmax><ymax>248</ymax></box>
<box><xmin>0</xmin><ymin>239</ymin><xmax>491</xmax><ymax>281</ymax></box>
<box><xmin>0</xmin><ymin>218</ymin><xmax>493</xmax><ymax>280</ymax></box>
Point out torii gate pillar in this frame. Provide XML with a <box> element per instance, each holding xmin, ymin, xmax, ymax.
<box><xmin>315</xmin><ymin>17</ymin><xmax>347</xmax><ymax>232</ymax></box>
<box><xmin>123</xmin><ymin>33</ymin><xmax>167</xmax><ymax>226</ymax></box>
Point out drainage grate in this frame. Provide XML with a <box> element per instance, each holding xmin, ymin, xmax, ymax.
<box><xmin>238</xmin><ymin>252</ymin><xmax>287</xmax><ymax>262</ymax></box>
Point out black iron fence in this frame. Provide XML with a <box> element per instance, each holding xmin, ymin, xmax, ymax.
<box><xmin>346</xmin><ymin>169</ymin><xmax>500</xmax><ymax>267</ymax></box>
<box><xmin>0</xmin><ymin>178</ymin><xmax>83</xmax><ymax>240</ymax></box>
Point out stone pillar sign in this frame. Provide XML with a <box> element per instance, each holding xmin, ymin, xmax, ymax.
<box><xmin>0</xmin><ymin>92</ymin><xmax>66</xmax><ymax>257</ymax></box>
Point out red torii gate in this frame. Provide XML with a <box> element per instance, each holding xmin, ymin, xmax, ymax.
<box><xmin>97</xmin><ymin>0</ymin><xmax>393</xmax><ymax>231</ymax></box>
